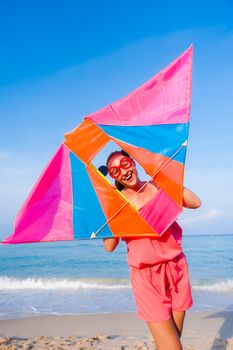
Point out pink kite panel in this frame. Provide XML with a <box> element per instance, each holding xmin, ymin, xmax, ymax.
<box><xmin>139</xmin><ymin>189</ymin><xmax>182</xmax><ymax>235</ymax></box>
<box><xmin>86</xmin><ymin>46</ymin><xmax>193</xmax><ymax>126</ymax></box>
<box><xmin>3</xmin><ymin>145</ymin><xmax>73</xmax><ymax>244</ymax></box>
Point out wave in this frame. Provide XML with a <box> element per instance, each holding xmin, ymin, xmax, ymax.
<box><xmin>1</xmin><ymin>276</ymin><xmax>233</xmax><ymax>293</ymax></box>
<box><xmin>192</xmin><ymin>279</ymin><xmax>233</xmax><ymax>292</ymax></box>
<box><xmin>0</xmin><ymin>276</ymin><xmax>131</xmax><ymax>291</ymax></box>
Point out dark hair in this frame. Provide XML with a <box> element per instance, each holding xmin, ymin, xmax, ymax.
<box><xmin>106</xmin><ymin>149</ymin><xmax>130</xmax><ymax>166</ymax></box>
<box><xmin>106</xmin><ymin>150</ymin><xmax>131</xmax><ymax>191</ymax></box>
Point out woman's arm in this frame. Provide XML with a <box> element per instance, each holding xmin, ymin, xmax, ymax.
<box><xmin>183</xmin><ymin>187</ymin><xmax>201</xmax><ymax>209</ymax></box>
<box><xmin>103</xmin><ymin>238</ymin><xmax>120</xmax><ymax>252</ymax></box>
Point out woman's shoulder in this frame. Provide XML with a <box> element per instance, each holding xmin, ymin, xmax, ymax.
<box><xmin>147</xmin><ymin>180</ymin><xmax>160</xmax><ymax>190</ymax></box>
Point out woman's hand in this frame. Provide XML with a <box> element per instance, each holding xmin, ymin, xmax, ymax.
<box><xmin>183</xmin><ymin>187</ymin><xmax>201</xmax><ymax>209</ymax></box>
<box><xmin>103</xmin><ymin>238</ymin><xmax>120</xmax><ymax>252</ymax></box>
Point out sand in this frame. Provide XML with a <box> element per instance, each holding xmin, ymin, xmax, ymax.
<box><xmin>0</xmin><ymin>311</ymin><xmax>233</xmax><ymax>349</ymax></box>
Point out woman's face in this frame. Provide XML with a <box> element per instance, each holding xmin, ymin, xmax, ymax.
<box><xmin>107</xmin><ymin>154</ymin><xmax>140</xmax><ymax>189</ymax></box>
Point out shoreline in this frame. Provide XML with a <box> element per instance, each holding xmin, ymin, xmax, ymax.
<box><xmin>0</xmin><ymin>311</ymin><xmax>233</xmax><ymax>349</ymax></box>
<box><xmin>1</xmin><ymin>306</ymin><xmax>233</xmax><ymax>322</ymax></box>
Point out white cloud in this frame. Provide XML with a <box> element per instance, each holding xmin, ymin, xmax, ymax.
<box><xmin>180</xmin><ymin>209</ymin><xmax>221</xmax><ymax>225</ymax></box>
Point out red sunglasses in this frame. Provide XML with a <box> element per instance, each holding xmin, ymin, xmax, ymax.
<box><xmin>108</xmin><ymin>157</ymin><xmax>133</xmax><ymax>179</ymax></box>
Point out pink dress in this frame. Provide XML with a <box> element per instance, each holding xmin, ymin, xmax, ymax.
<box><xmin>122</xmin><ymin>195</ymin><xmax>193</xmax><ymax>323</ymax></box>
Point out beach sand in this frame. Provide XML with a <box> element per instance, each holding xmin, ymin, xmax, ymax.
<box><xmin>0</xmin><ymin>311</ymin><xmax>233</xmax><ymax>349</ymax></box>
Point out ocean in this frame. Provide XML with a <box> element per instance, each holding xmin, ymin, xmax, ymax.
<box><xmin>0</xmin><ymin>234</ymin><xmax>233</xmax><ymax>319</ymax></box>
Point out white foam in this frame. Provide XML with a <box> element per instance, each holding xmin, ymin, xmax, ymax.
<box><xmin>0</xmin><ymin>276</ymin><xmax>131</xmax><ymax>291</ymax></box>
<box><xmin>192</xmin><ymin>279</ymin><xmax>233</xmax><ymax>292</ymax></box>
<box><xmin>2</xmin><ymin>276</ymin><xmax>233</xmax><ymax>293</ymax></box>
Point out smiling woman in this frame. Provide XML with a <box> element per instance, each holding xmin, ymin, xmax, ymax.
<box><xmin>103</xmin><ymin>149</ymin><xmax>201</xmax><ymax>350</ymax></box>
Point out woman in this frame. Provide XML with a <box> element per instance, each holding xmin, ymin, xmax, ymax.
<box><xmin>103</xmin><ymin>150</ymin><xmax>201</xmax><ymax>350</ymax></box>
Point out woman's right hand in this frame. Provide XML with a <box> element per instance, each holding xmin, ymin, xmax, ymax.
<box><xmin>103</xmin><ymin>238</ymin><xmax>120</xmax><ymax>252</ymax></box>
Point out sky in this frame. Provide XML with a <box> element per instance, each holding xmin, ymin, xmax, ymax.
<box><xmin>0</xmin><ymin>0</ymin><xmax>233</xmax><ymax>237</ymax></box>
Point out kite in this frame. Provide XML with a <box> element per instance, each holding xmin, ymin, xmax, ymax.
<box><xmin>3</xmin><ymin>46</ymin><xmax>193</xmax><ymax>244</ymax></box>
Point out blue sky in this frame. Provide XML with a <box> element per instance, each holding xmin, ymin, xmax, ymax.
<box><xmin>0</xmin><ymin>0</ymin><xmax>233</xmax><ymax>237</ymax></box>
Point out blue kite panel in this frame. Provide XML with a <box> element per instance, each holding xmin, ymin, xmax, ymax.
<box><xmin>70</xmin><ymin>152</ymin><xmax>113</xmax><ymax>239</ymax></box>
<box><xmin>98</xmin><ymin>123</ymin><xmax>189</xmax><ymax>164</ymax></box>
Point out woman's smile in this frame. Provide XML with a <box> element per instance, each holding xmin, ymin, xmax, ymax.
<box><xmin>122</xmin><ymin>170</ymin><xmax>133</xmax><ymax>182</ymax></box>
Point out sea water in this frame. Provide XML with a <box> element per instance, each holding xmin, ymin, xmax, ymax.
<box><xmin>0</xmin><ymin>234</ymin><xmax>233</xmax><ymax>319</ymax></box>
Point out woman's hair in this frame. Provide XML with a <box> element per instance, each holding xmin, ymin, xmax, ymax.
<box><xmin>106</xmin><ymin>149</ymin><xmax>130</xmax><ymax>167</ymax></box>
<box><xmin>106</xmin><ymin>150</ymin><xmax>132</xmax><ymax>191</ymax></box>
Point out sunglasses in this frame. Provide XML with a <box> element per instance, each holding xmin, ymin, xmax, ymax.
<box><xmin>108</xmin><ymin>157</ymin><xmax>133</xmax><ymax>179</ymax></box>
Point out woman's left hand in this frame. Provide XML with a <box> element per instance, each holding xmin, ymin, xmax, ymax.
<box><xmin>183</xmin><ymin>187</ymin><xmax>201</xmax><ymax>209</ymax></box>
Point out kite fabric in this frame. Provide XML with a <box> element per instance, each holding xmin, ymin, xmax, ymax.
<box><xmin>3</xmin><ymin>45</ymin><xmax>193</xmax><ymax>244</ymax></box>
